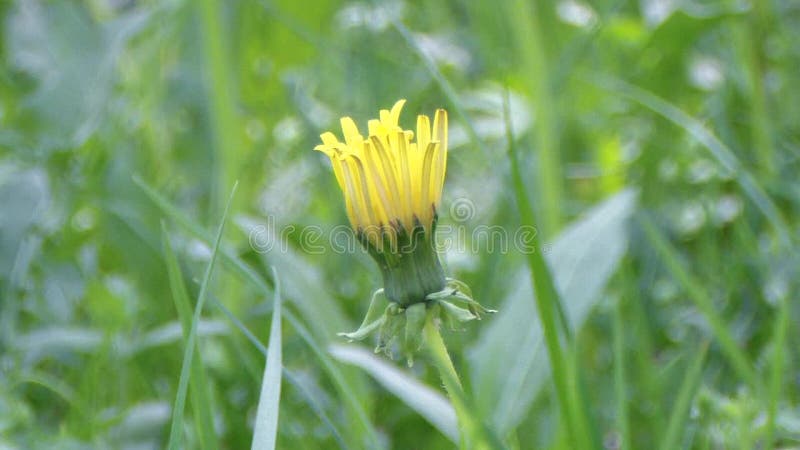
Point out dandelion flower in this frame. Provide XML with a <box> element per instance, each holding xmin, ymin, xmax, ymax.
<box><xmin>315</xmin><ymin>99</ymin><xmax>493</xmax><ymax>362</ymax></box>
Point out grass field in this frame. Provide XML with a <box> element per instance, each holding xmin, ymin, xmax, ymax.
<box><xmin>1</xmin><ymin>0</ymin><xmax>799</xmax><ymax>449</ymax></box>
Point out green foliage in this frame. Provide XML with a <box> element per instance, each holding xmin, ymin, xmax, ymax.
<box><xmin>1</xmin><ymin>0</ymin><xmax>799</xmax><ymax>449</ymax></box>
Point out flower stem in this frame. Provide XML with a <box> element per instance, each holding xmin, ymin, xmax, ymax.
<box><xmin>424</xmin><ymin>315</ymin><xmax>498</xmax><ymax>450</ymax></box>
<box><xmin>424</xmin><ymin>317</ymin><xmax>462</xmax><ymax>387</ymax></box>
<box><xmin>423</xmin><ymin>317</ymin><xmax>470</xmax><ymax>448</ymax></box>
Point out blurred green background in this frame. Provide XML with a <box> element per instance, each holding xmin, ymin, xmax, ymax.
<box><xmin>1</xmin><ymin>0</ymin><xmax>798</xmax><ymax>448</ymax></box>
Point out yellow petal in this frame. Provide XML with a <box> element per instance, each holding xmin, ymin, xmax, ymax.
<box><xmin>389</xmin><ymin>99</ymin><xmax>406</xmax><ymax>127</ymax></box>
<box><xmin>338</xmin><ymin>156</ymin><xmax>363</xmax><ymax>229</ymax></box>
<box><xmin>407</xmin><ymin>141</ymin><xmax>423</xmax><ymax>222</ymax></box>
<box><xmin>419</xmin><ymin>142</ymin><xmax>437</xmax><ymax>228</ymax></box>
<box><xmin>379</xmin><ymin>109</ymin><xmax>391</xmax><ymax>126</ymax></box>
<box><xmin>340</xmin><ymin>117</ymin><xmax>363</xmax><ymax>148</ymax></box>
<box><xmin>320</xmin><ymin>131</ymin><xmax>341</xmax><ymax>146</ymax></box>
<box><xmin>369</xmin><ymin>136</ymin><xmax>402</xmax><ymax>218</ymax></box>
<box><xmin>355</xmin><ymin>144</ymin><xmax>391</xmax><ymax>227</ymax></box>
<box><xmin>432</xmin><ymin>109</ymin><xmax>448</xmax><ymax>207</ymax></box>
<box><xmin>313</xmin><ymin>145</ymin><xmax>346</xmax><ymax>189</ymax></box>
<box><xmin>364</xmin><ymin>139</ymin><xmax>398</xmax><ymax>221</ymax></box>
<box><xmin>368</xmin><ymin>119</ymin><xmax>384</xmax><ymax>138</ymax></box>
<box><xmin>416</xmin><ymin>114</ymin><xmax>431</xmax><ymax>153</ymax></box>
<box><xmin>349</xmin><ymin>154</ymin><xmax>386</xmax><ymax>246</ymax></box>
<box><xmin>391</xmin><ymin>131</ymin><xmax>414</xmax><ymax>230</ymax></box>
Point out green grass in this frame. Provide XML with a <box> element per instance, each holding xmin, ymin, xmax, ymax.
<box><xmin>162</xmin><ymin>224</ymin><xmax>217</xmax><ymax>450</ymax></box>
<box><xmin>166</xmin><ymin>182</ymin><xmax>236</xmax><ymax>450</ymax></box>
<box><xmin>1</xmin><ymin>1</ymin><xmax>799</xmax><ymax>449</ymax></box>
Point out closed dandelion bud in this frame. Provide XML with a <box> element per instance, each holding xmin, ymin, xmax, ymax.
<box><xmin>315</xmin><ymin>100</ymin><xmax>494</xmax><ymax>364</ymax></box>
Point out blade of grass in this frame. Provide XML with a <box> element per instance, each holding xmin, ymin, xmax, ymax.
<box><xmin>625</xmin><ymin>260</ymin><xmax>666</xmax><ymax>429</ymax></box>
<box><xmin>208</xmin><ymin>294</ymin><xmax>349</xmax><ymax>449</ymax></box>
<box><xmin>470</xmin><ymin>187</ymin><xmax>635</xmax><ymax>435</ymax></box>
<box><xmin>167</xmin><ymin>181</ymin><xmax>237</xmax><ymax>450</ymax></box>
<box><xmin>251</xmin><ymin>267</ymin><xmax>283</xmax><ymax>450</ymax></box>
<box><xmin>333</xmin><ymin>342</ymin><xmax>457</xmax><ymax>438</ymax></box>
<box><xmin>730</xmin><ymin>2</ymin><xmax>775</xmax><ymax>175</ymax></box>
<box><xmin>568</xmin><ymin>339</ymin><xmax>601</xmax><ymax>448</ymax></box>
<box><xmin>765</xmin><ymin>295</ymin><xmax>789</xmax><ymax>449</ymax></box>
<box><xmin>330</xmin><ymin>343</ymin><xmax>460</xmax><ymax>445</ymax></box>
<box><xmin>133</xmin><ymin>176</ymin><xmax>381</xmax><ymax>448</ymax></box>
<box><xmin>658</xmin><ymin>343</ymin><xmax>709</xmax><ymax>450</ymax></box>
<box><xmin>596</xmin><ymin>77</ymin><xmax>791</xmax><ymax>247</ymax></box>
<box><xmin>613</xmin><ymin>291</ymin><xmax>630</xmax><ymax>450</ymax></box>
<box><xmin>503</xmin><ymin>91</ymin><xmax>594</xmax><ymax>448</ymax></box>
<box><xmin>162</xmin><ymin>224</ymin><xmax>217</xmax><ymax>450</ymax></box>
<box><xmin>505</xmin><ymin>0</ymin><xmax>563</xmax><ymax>237</ymax></box>
<box><xmin>502</xmin><ymin>90</ymin><xmax>572</xmax><ymax>340</ymax></box>
<box><xmin>638</xmin><ymin>215</ymin><xmax>758</xmax><ymax>390</ymax></box>
<box><xmin>197</xmin><ymin>0</ymin><xmax>243</xmax><ymax>216</ymax></box>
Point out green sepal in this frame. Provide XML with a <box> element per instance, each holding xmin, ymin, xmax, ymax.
<box><xmin>337</xmin><ymin>277</ymin><xmax>495</xmax><ymax>364</ymax></box>
<box><xmin>337</xmin><ymin>288</ymin><xmax>388</xmax><ymax>341</ymax></box>
<box><xmin>376</xmin><ymin>303</ymin><xmax>405</xmax><ymax>357</ymax></box>
<box><xmin>426</xmin><ymin>278</ymin><xmax>497</xmax><ymax>320</ymax></box>
<box><xmin>449</xmin><ymin>291</ymin><xmax>496</xmax><ymax>319</ymax></box>
<box><xmin>446</xmin><ymin>277</ymin><xmax>474</xmax><ymax>299</ymax></box>
<box><xmin>439</xmin><ymin>300</ymin><xmax>478</xmax><ymax>329</ymax></box>
<box><xmin>403</xmin><ymin>303</ymin><xmax>427</xmax><ymax>366</ymax></box>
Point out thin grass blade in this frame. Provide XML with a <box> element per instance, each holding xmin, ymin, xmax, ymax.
<box><xmin>659</xmin><ymin>343</ymin><xmax>709</xmax><ymax>450</ymax></box>
<box><xmin>251</xmin><ymin>267</ymin><xmax>283</xmax><ymax>450</ymax></box>
<box><xmin>330</xmin><ymin>343</ymin><xmax>459</xmax><ymax>444</ymax></box>
<box><xmin>209</xmin><ymin>294</ymin><xmax>348</xmax><ymax>449</ymax></box>
<box><xmin>166</xmin><ymin>182</ymin><xmax>237</xmax><ymax>450</ymax></box>
<box><xmin>766</xmin><ymin>295</ymin><xmax>789</xmax><ymax>447</ymax></box>
<box><xmin>162</xmin><ymin>224</ymin><xmax>217</xmax><ymax>450</ymax></box>
<box><xmin>134</xmin><ymin>176</ymin><xmax>380</xmax><ymax>448</ymax></box>
<box><xmin>503</xmin><ymin>90</ymin><xmax>596</xmax><ymax>449</ymax></box>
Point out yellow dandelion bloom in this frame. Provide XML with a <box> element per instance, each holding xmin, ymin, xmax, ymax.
<box><xmin>319</xmin><ymin>100</ymin><xmax>493</xmax><ymax>359</ymax></box>
<box><xmin>314</xmin><ymin>99</ymin><xmax>448</xmax><ymax>247</ymax></box>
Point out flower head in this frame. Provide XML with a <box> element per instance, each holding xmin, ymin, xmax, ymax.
<box><xmin>314</xmin><ymin>99</ymin><xmax>447</xmax><ymax>250</ymax></box>
<box><xmin>316</xmin><ymin>100</ymin><xmax>493</xmax><ymax>363</ymax></box>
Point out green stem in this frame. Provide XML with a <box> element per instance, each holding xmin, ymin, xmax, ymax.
<box><xmin>424</xmin><ymin>318</ymin><xmax>470</xmax><ymax>450</ymax></box>
<box><xmin>424</xmin><ymin>317</ymin><xmax>506</xmax><ymax>450</ymax></box>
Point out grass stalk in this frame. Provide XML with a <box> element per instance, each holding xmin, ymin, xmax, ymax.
<box><xmin>162</xmin><ymin>225</ymin><xmax>218</xmax><ymax>450</ymax></box>
<box><xmin>613</xmin><ymin>291</ymin><xmax>630</xmax><ymax>450</ymax></box>
<box><xmin>730</xmin><ymin>0</ymin><xmax>775</xmax><ymax>175</ymax></box>
<box><xmin>658</xmin><ymin>343</ymin><xmax>708</xmax><ymax>450</ymax></box>
<box><xmin>506</xmin><ymin>0</ymin><xmax>562</xmax><ymax>237</ymax></box>
<box><xmin>503</xmin><ymin>93</ymin><xmax>593</xmax><ymax>449</ymax></box>
<box><xmin>167</xmin><ymin>182</ymin><xmax>237</xmax><ymax>450</ymax></box>
<box><xmin>251</xmin><ymin>268</ymin><xmax>283</xmax><ymax>450</ymax></box>
<box><xmin>765</xmin><ymin>295</ymin><xmax>789</xmax><ymax>449</ymax></box>
<box><xmin>197</xmin><ymin>0</ymin><xmax>242</xmax><ymax>215</ymax></box>
<box><xmin>134</xmin><ymin>176</ymin><xmax>382</xmax><ymax>448</ymax></box>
